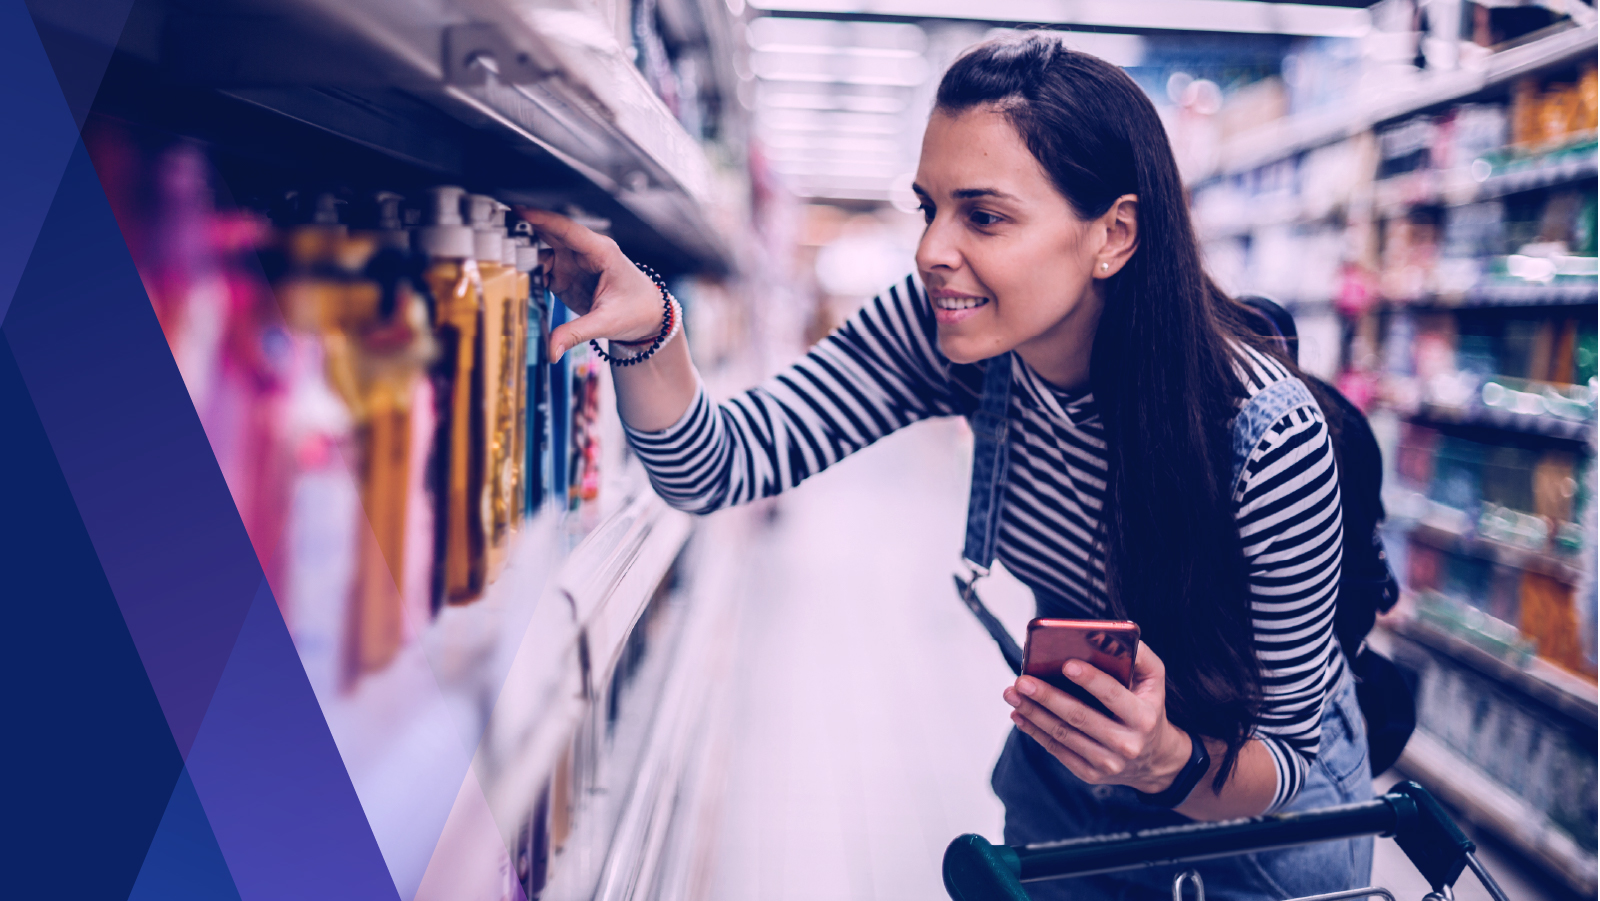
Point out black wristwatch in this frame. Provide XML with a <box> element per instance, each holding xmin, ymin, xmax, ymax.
<box><xmin>1135</xmin><ymin>729</ymin><xmax>1210</xmax><ymax>808</ymax></box>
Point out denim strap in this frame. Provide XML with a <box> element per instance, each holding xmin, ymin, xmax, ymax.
<box><xmin>1229</xmin><ymin>376</ymin><xmax>1317</xmax><ymax>497</ymax></box>
<box><xmin>963</xmin><ymin>354</ymin><xmax>1013</xmax><ymax>574</ymax></box>
<box><xmin>955</xmin><ymin>354</ymin><xmax>1022</xmax><ymax>675</ymax></box>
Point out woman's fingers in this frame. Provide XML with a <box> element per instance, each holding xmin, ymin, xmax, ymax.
<box><xmin>549</xmin><ymin>305</ymin><xmax>627</xmax><ymax>361</ymax></box>
<box><xmin>1056</xmin><ymin>659</ymin><xmax>1145</xmax><ymax>727</ymax></box>
<box><xmin>1015</xmin><ymin>675</ymin><xmax>1128</xmax><ymax>740</ymax></box>
<box><xmin>1127</xmin><ymin>641</ymin><xmax>1166</xmax><ymax>700</ymax></box>
<box><xmin>1006</xmin><ymin>686</ymin><xmax>1126</xmax><ymax>776</ymax></box>
<box><xmin>514</xmin><ymin>207</ymin><xmax>615</xmax><ymax>262</ymax></box>
<box><xmin>1009</xmin><ymin>710</ymin><xmax>1099</xmax><ymax>780</ymax></box>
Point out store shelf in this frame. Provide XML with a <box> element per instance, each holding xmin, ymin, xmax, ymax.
<box><xmin>1394</xmin><ymin>729</ymin><xmax>1598</xmax><ymax>897</ymax></box>
<box><xmin>1466</xmin><ymin>279</ymin><xmax>1600</xmax><ymax>306</ymax></box>
<box><xmin>1208</xmin><ymin>22</ymin><xmax>1598</xmax><ymax>182</ymax></box>
<box><xmin>1481</xmin><ymin>138</ymin><xmax>1600</xmax><ymax>197</ymax></box>
<box><xmin>41</xmin><ymin>0</ymin><xmax>731</xmax><ymax>273</ymax></box>
<box><xmin>1380</xmin><ymin>614</ymin><xmax>1598</xmax><ymax>725</ymax></box>
<box><xmin>480</xmin><ymin>491</ymin><xmax>693</xmax><ymax>810</ymax></box>
<box><xmin>1406</xmin><ymin>400</ymin><xmax>1595</xmax><ymax>441</ymax></box>
<box><xmin>1388</xmin><ymin>281</ymin><xmax>1599</xmax><ymax>309</ymax></box>
<box><xmin>1406</xmin><ymin>520</ymin><xmax>1587</xmax><ymax>584</ymax></box>
<box><xmin>1373</xmin><ymin>137</ymin><xmax>1597</xmax><ymax>215</ymax></box>
<box><xmin>1375</xmin><ymin>614</ymin><xmax>1598</xmax><ymax>896</ymax></box>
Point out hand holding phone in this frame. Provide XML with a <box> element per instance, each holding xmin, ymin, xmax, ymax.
<box><xmin>1020</xmin><ymin>618</ymin><xmax>1140</xmax><ymax>718</ymax></box>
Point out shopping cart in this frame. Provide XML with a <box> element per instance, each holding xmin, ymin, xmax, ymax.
<box><xmin>943</xmin><ymin>781</ymin><xmax>1511</xmax><ymax>901</ymax></box>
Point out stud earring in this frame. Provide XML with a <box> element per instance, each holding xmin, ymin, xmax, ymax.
<box><xmin>1100</xmin><ymin>262</ymin><xmax>1109</xmax><ymax>271</ymax></box>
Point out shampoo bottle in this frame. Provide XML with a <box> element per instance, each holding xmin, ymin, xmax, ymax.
<box><xmin>341</xmin><ymin>191</ymin><xmax>435</xmax><ymax>673</ymax></box>
<box><xmin>467</xmin><ymin>194</ymin><xmax>520</xmax><ymax>580</ymax></box>
<box><xmin>418</xmin><ymin>186</ymin><xmax>488</xmax><ymax>608</ymax></box>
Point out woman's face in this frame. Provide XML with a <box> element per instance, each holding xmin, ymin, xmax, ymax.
<box><xmin>913</xmin><ymin>106</ymin><xmax>1134</xmax><ymax>386</ymax></box>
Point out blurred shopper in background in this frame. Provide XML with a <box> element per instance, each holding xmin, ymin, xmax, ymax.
<box><xmin>524</xmin><ymin>32</ymin><xmax>1364</xmax><ymax>901</ymax></box>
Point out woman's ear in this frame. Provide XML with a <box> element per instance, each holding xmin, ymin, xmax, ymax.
<box><xmin>1094</xmin><ymin>194</ymin><xmax>1138</xmax><ymax>278</ymax></box>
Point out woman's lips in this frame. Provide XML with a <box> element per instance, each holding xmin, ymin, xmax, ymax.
<box><xmin>930</xmin><ymin>292</ymin><xmax>991</xmax><ymax>325</ymax></box>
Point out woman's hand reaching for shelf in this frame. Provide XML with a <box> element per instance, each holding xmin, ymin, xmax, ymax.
<box><xmin>515</xmin><ymin>207</ymin><xmax>669</xmax><ymax>360</ymax></box>
<box><xmin>514</xmin><ymin>207</ymin><xmax>700</xmax><ymax>433</ymax></box>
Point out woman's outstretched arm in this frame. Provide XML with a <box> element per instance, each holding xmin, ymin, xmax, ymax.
<box><xmin>519</xmin><ymin>208</ymin><xmax>961</xmax><ymax>514</ymax></box>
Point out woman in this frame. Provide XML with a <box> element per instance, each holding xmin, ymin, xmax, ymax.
<box><xmin>522</xmin><ymin>33</ymin><xmax>1372</xmax><ymax>900</ymax></box>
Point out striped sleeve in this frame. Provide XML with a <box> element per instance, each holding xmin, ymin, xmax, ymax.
<box><xmin>624</xmin><ymin>276</ymin><xmax>959</xmax><ymax>514</ymax></box>
<box><xmin>1233</xmin><ymin>396</ymin><xmax>1345</xmax><ymax>812</ymax></box>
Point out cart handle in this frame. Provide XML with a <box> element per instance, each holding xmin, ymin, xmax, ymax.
<box><xmin>944</xmin><ymin>782</ymin><xmax>1499</xmax><ymax>901</ymax></box>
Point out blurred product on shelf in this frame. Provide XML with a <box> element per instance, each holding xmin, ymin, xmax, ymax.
<box><xmin>276</xmin><ymin>189</ymin><xmax>438</xmax><ymax>675</ymax></box>
<box><xmin>85</xmin><ymin>125</ymin><xmax>611</xmax><ymax>686</ymax></box>
<box><xmin>466</xmin><ymin>193</ymin><xmax>524</xmax><ymax>582</ymax></box>
<box><xmin>418</xmin><ymin>185</ymin><xmax>492</xmax><ymax>608</ymax></box>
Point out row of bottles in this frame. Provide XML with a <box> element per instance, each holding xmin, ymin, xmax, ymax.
<box><xmin>89</xmin><ymin>121</ymin><xmax>606</xmax><ymax>692</ymax></box>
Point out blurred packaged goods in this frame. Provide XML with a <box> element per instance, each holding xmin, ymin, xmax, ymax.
<box><xmin>85</xmin><ymin>125</ymin><xmax>623</xmax><ymax>684</ymax></box>
<box><xmin>1185</xmin><ymin>21</ymin><xmax>1598</xmax><ymax>892</ymax></box>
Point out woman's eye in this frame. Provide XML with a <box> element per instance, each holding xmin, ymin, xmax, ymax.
<box><xmin>918</xmin><ymin>204</ymin><xmax>935</xmax><ymax>224</ymax></box>
<box><xmin>969</xmin><ymin>210</ymin><xmax>1001</xmax><ymax>227</ymax></box>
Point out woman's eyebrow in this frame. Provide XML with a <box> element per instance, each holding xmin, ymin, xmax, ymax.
<box><xmin>952</xmin><ymin>187</ymin><xmax>1018</xmax><ymax>201</ymax></box>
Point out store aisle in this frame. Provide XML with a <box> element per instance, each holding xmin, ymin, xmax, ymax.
<box><xmin>702</xmin><ymin>417</ymin><xmax>1030</xmax><ymax>901</ymax></box>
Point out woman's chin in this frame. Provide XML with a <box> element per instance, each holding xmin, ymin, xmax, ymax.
<box><xmin>936</xmin><ymin>331</ymin><xmax>1000</xmax><ymax>365</ymax></box>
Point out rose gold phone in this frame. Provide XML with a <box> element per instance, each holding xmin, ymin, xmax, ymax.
<box><xmin>1021</xmin><ymin>619</ymin><xmax>1141</xmax><ymax>715</ymax></box>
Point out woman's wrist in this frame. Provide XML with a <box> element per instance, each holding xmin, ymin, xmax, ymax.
<box><xmin>603</xmin><ymin>297</ymin><xmax>682</xmax><ymax>362</ymax></box>
<box><xmin>1133</xmin><ymin>721</ymin><xmax>1196</xmax><ymax>795</ymax></box>
<box><xmin>592</xmin><ymin>263</ymin><xmax>678</xmax><ymax>367</ymax></box>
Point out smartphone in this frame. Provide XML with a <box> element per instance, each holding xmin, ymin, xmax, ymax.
<box><xmin>1021</xmin><ymin>619</ymin><xmax>1141</xmax><ymax>717</ymax></box>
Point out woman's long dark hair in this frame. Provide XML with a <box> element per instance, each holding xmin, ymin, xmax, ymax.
<box><xmin>938</xmin><ymin>33</ymin><xmax>1275</xmax><ymax>786</ymax></box>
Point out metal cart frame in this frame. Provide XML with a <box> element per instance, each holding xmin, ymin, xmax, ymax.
<box><xmin>944</xmin><ymin>781</ymin><xmax>1512</xmax><ymax>901</ymax></box>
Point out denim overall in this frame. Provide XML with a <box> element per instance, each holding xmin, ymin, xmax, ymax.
<box><xmin>964</xmin><ymin>355</ymin><xmax>1374</xmax><ymax>901</ymax></box>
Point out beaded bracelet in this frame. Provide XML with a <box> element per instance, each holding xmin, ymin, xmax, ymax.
<box><xmin>591</xmin><ymin>262</ymin><xmax>674</xmax><ymax>367</ymax></box>
<box><xmin>603</xmin><ymin>298</ymin><xmax>680</xmax><ymax>364</ymax></box>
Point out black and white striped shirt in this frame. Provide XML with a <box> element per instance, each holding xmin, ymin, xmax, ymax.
<box><xmin>626</xmin><ymin>275</ymin><xmax>1345</xmax><ymax>811</ymax></box>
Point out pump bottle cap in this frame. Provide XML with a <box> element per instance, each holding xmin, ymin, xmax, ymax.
<box><xmin>366</xmin><ymin>190</ymin><xmax>410</xmax><ymax>251</ymax></box>
<box><xmin>311</xmin><ymin>193</ymin><xmax>344</xmax><ymax>226</ymax></box>
<box><xmin>466</xmin><ymin>194</ymin><xmax>505</xmax><ymax>263</ymax></box>
<box><xmin>417</xmin><ymin>186</ymin><xmax>474</xmax><ymax>259</ymax></box>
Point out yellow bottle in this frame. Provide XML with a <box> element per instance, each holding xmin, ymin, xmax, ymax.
<box><xmin>418</xmin><ymin>186</ymin><xmax>488</xmax><ymax>607</ymax></box>
<box><xmin>342</xmin><ymin>193</ymin><xmax>434</xmax><ymax>675</ymax></box>
<box><xmin>467</xmin><ymin>195</ymin><xmax>521</xmax><ymax>580</ymax></box>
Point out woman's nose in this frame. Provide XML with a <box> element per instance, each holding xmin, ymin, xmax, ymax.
<box><xmin>916</xmin><ymin>220</ymin><xmax>961</xmax><ymax>273</ymax></box>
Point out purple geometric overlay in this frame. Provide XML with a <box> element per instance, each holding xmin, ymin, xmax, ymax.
<box><xmin>2</xmin><ymin>0</ymin><xmax>405</xmax><ymax>896</ymax></box>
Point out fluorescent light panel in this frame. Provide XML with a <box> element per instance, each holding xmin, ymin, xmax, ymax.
<box><xmin>747</xmin><ymin>15</ymin><xmax>929</xmax><ymax>50</ymax></box>
<box><xmin>747</xmin><ymin>0</ymin><xmax>1371</xmax><ymax>38</ymax></box>
<box><xmin>757</xmin><ymin>109</ymin><xmax>904</xmax><ymax>134</ymax></box>
<box><xmin>770</xmin><ymin>158</ymin><xmax>906</xmax><ymax>175</ymax></box>
<box><xmin>764</xmin><ymin>133</ymin><xmax>904</xmax><ymax>152</ymax></box>
<box><xmin>757</xmin><ymin>91</ymin><xmax>908</xmax><ymax>113</ymax></box>
<box><xmin>751</xmin><ymin>43</ymin><xmax>925</xmax><ymax>58</ymax></box>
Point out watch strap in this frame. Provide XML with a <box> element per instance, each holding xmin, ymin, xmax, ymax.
<box><xmin>1135</xmin><ymin>729</ymin><xmax>1210</xmax><ymax>808</ymax></box>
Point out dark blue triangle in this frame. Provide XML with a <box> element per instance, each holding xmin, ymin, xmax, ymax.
<box><xmin>127</xmin><ymin>769</ymin><xmax>243</xmax><ymax>901</ymax></box>
<box><xmin>0</xmin><ymin>331</ymin><xmax>181</xmax><ymax>896</ymax></box>
<box><xmin>0</xmin><ymin>0</ymin><xmax>82</xmax><ymax>326</ymax></box>
<box><xmin>22</xmin><ymin>0</ymin><xmax>137</xmax><ymax>131</ymax></box>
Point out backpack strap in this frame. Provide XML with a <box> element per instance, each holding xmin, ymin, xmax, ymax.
<box><xmin>1230</xmin><ymin>376</ymin><xmax>1318</xmax><ymax>498</ymax></box>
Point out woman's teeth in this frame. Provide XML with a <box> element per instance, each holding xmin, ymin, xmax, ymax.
<box><xmin>933</xmin><ymin>296</ymin><xmax>989</xmax><ymax>311</ymax></box>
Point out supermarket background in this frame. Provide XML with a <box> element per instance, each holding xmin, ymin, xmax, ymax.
<box><xmin>2</xmin><ymin>0</ymin><xmax>1596</xmax><ymax>899</ymax></box>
